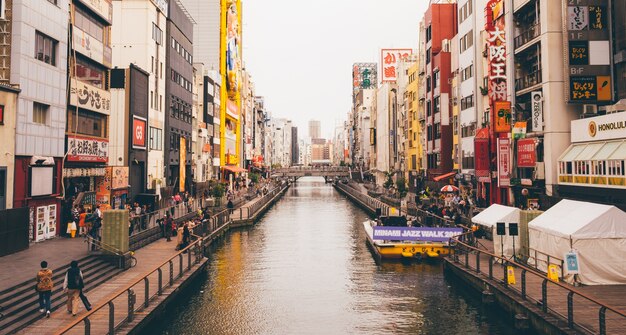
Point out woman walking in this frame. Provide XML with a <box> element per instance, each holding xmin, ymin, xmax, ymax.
<box><xmin>63</xmin><ymin>260</ymin><xmax>84</xmax><ymax>316</ymax></box>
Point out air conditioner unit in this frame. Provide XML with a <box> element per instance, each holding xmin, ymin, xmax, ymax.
<box><xmin>583</xmin><ymin>104</ymin><xmax>598</xmax><ymax>116</ymax></box>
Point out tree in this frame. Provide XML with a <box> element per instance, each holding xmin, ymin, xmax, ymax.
<box><xmin>396</xmin><ymin>177</ymin><xmax>408</xmax><ymax>198</ymax></box>
<box><xmin>383</xmin><ymin>170</ymin><xmax>395</xmax><ymax>189</ymax></box>
<box><xmin>249</xmin><ymin>172</ymin><xmax>260</xmax><ymax>183</ymax></box>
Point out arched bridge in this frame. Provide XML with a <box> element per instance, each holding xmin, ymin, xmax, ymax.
<box><xmin>271</xmin><ymin>166</ymin><xmax>351</xmax><ymax>178</ymax></box>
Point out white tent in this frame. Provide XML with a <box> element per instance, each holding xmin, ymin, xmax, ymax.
<box><xmin>528</xmin><ymin>199</ymin><xmax>626</xmax><ymax>285</ymax></box>
<box><xmin>471</xmin><ymin>204</ymin><xmax>521</xmax><ymax>259</ymax></box>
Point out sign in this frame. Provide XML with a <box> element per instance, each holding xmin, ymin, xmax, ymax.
<box><xmin>69</xmin><ymin>81</ymin><xmax>111</xmax><ymax>115</ymax></box>
<box><xmin>372</xmin><ymin>227</ymin><xmax>463</xmax><ymax>242</ymax></box>
<box><xmin>569</xmin><ymin>76</ymin><xmax>612</xmax><ymax>101</ymax></box>
<box><xmin>487</xmin><ymin>24</ymin><xmax>507</xmax><ymax>102</ymax></box>
<box><xmin>529</xmin><ymin>91</ymin><xmax>543</xmax><ymax>132</ymax></box>
<box><xmin>132</xmin><ymin>116</ymin><xmax>147</xmax><ymax>149</ymax></box>
<box><xmin>512</xmin><ymin>121</ymin><xmax>527</xmax><ymax>139</ymax></box>
<box><xmin>95</xmin><ymin>168</ymin><xmax>111</xmax><ymax>206</ymax></box>
<box><xmin>111</xmin><ymin>167</ymin><xmax>129</xmax><ymax>190</ymax></box>
<box><xmin>565</xmin><ymin>251</ymin><xmax>580</xmax><ymax>275</ymax></box>
<box><xmin>507</xmin><ymin>266</ymin><xmax>516</xmax><ymax>285</ymax></box>
<box><xmin>474</xmin><ymin>129</ymin><xmax>490</xmax><ymax>178</ymax></box>
<box><xmin>494</xmin><ymin>101</ymin><xmax>511</xmax><ymax>132</ymax></box>
<box><xmin>517</xmin><ymin>138</ymin><xmax>536</xmax><ymax>168</ymax></box>
<box><xmin>570</xmin><ymin>112</ymin><xmax>626</xmax><ymax>143</ymax></box>
<box><xmin>380</xmin><ymin>49</ymin><xmax>412</xmax><ymax>83</ymax></box>
<box><xmin>547</xmin><ymin>264</ymin><xmax>560</xmax><ymax>282</ymax></box>
<box><xmin>180</xmin><ymin>136</ymin><xmax>186</xmax><ymax>193</ymax></box>
<box><xmin>76</xmin><ymin>0</ymin><xmax>112</xmax><ymax>23</ymax></box>
<box><xmin>497</xmin><ymin>138</ymin><xmax>511</xmax><ymax>187</ymax></box>
<box><xmin>352</xmin><ymin>63</ymin><xmax>377</xmax><ymax>100</ymax></box>
<box><xmin>67</xmin><ymin>135</ymin><xmax>109</xmax><ymax>163</ymax></box>
<box><xmin>0</xmin><ymin>104</ymin><xmax>4</xmax><ymax>124</ymax></box>
<box><xmin>73</xmin><ymin>25</ymin><xmax>111</xmax><ymax>67</ymax></box>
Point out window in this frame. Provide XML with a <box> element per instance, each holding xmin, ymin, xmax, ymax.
<box><xmin>460</xmin><ymin>31</ymin><xmax>474</xmax><ymax>53</ymax></box>
<box><xmin>434</xmin><ymin>123</ymin><xmax>441</xmax><ymax>139</ymax></box>
<box><xmin>152</xmin><ymin>23</ymin><xmax>162</xmax><ymax>44</ymax></box>
<box><xmin>426</xmin><ymin>100</ymin><xmax>432</xmax><ymax>117</ymax></box>
<box><xmin>0</xmin><ymin>105</ymin><xmax>4</xmax><ymax>125</ymax></box>
<box><xmin>74</xmin><ymin>7</ymin><xmax>104</xmax><ymax>42</ymax></box>
<box><xmin>434</xmin><ymin>96</ymin><xmax>440</xmax><ymax>113</ymax></box>
<box><xmin>151</xmin><ymin>56</ymin><xmax>154</xmax><ymax>73</ymax></box>
<box><xmin>461</xmin><ymin>95</ymin><xmax>474</xmax><ymax>110</ymax></box>
<box><xmin>150</xmin><ymin>91</ymin><xmax>154</xmax><ymax>109</ymax></box>
<box><xmin>74</xmin><ymin>57</ymin><xmax>106</xmax><ymax>88</ymax></box>
<box><xmin>35</xmin><ymin>32</ymin><xmax>57</xmax><ymax>66</ymax></box>
<box><xmin>461</xmin><ymin>123</ymin><xmax>476</xmax><ymax>137</ymax></box>
<box><xmin>453</xmin><ymin>116</ymin><xmax>458</xmax><ymax>135</ymax></box>
<box><xmin>433</xmin><ymin>71</ymin><xmax>439</xmax><ymax>89</ymax></box>
<box><xmin>426</xmin><ymin>25</ymin><xmax>432</xmax><ymax>42</ymax></box>
<box><xmin>462</xmin><ymin>156</ymin><xmax>475</xmax><ymax>169</ymax></box>
<box><xmin>149</xmin><ymin>127</ymin><xmax>163</xmax><ymax>150</ymax></box>
<box><xmin>426</xmin><ymin>47</ymin><xmax>431</xmax><ymax>64</ymax></box>
<box><xmin>427</xmin><ymin>125</ymin><xmax>433</xmax><ymax>141</ymax></box>
<box><xmin>0</xmin><ymin>168</ymin><xmax>5</xmax><ymax>199</ymax></box>
<box><xmin>426</xmin><ymin>76</ymin><xmax>431</xmax><ymax>92</ymax></box>
<box><xmin>33</xmin><ymin>102</ymin><xmax>49</xmax><ymax>125</ymax></box>
<box><xmin>66</xmin><ymin>109</ymin><xmax>108</xmax><ymax>138</ymax></box>
<box><xmin>461</xmin><ymin>65</ymin><xmax>473</xmax><ymax>81</ymax></box>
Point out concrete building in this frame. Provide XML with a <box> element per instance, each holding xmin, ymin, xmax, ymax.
<box><xmin>206</xmin><ymin>69</ymin><xmax>221</xmax><ymax>177</ymax></box>
<box><xmin>191</xmin><ymin>63</ymin><xmax>212</xmax><ymax>193</ymax></box>
<box><xmin>267</xmin><ymin>117</ymin><xmax>292</xmax><ymax>168</ymax></box>
<box><xmin>308</xmin><ymin>119</ymin><xmax>321</xmax><ymax>139</ymax></box>
<box><xmin>291</xmin><ymin>126</ymin><xmax>299</xmax><ymax>165</ymax></box>
<box><xmin>396</xmin><ymin>55</ymin><xmax>416</xmax><ymax>177</ymax></box>
<box><xmin>373</xmin><ymin>83</ymin><xmax>392</xmax><ymax>186</ymax></box>
<box><xmin>112</xmin><ymin>0</ymin><xmax>168</xmax><ymax>194</ymax></box>
<box><xmin>11</xmin><ymin>0</ymin><xmax>69</xmax><ymax>240</ymax></box>
<box><xmin>165</xmin><ymin>0</ymin><xmax>194</xmax><ymax>194</ymax></box>
<box><xmin>178</xmin><ymin>0</ymin><xmax>220</xmax><ymax>70</ymax></box>
<box><xmin>353</xmin><ymin>89</ymin><xmax>374</xmax><ymax>170</ymax></box>
<box><xmin>0</xmin><ymin>85</ymin><xmax>20</xmax><ymax>210</ymax></box>
<box><xmin>405</xmin><ymin>60</ymin><xmax>421</xmax><ymax>192</ymax></box>
<box><xmin>253</xmin><ymin>96</ymin><xmax>266</xmax><ymax>167</ymax></box>
<box><xmin>241</xmin><ymin>69</ymin><xmax>255</xmax><ymax>168</ymax></box>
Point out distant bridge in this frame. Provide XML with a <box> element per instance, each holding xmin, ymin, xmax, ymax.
<box><xmin>271</xmin><ymin>166</ymin><xmax>351</xmax><ymax>178</ymax></box>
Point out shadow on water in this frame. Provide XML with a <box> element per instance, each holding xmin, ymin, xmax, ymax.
<box><xmin>141</xmin><ymin>177</ymin><xmax>526</xmax><ymax>335</ymax></box>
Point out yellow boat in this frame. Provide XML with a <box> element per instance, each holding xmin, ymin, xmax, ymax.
<box><xmin>362</xmin><ymin>216</ymin><xmax>456</xmax><ymax>262</ymax></box>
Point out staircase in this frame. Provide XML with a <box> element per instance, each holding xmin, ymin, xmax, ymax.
<box><xmin>0</xmin><ymin>255</ymin><xmax>123</xmax><ymax>335</ymax></box>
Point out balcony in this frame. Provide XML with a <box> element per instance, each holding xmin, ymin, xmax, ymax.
<box><xmin>515</xmin><ymin>68</ymin><xmax>542</xmax><ymax>92</ymax></box>
<box><xmin>514</xmin><ymin>23</ymin><xmax>540</xmax><ymax>50</ymax></box>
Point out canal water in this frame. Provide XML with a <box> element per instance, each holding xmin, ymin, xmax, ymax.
<box><xmin>143</xmin><ymin>178</ymin><xmax>519</xmax><ymax>335</ymax></box>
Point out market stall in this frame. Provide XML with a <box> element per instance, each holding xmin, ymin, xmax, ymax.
<box><xmin>471</xmin><ymin>204</ymin><xmax>521</xmax><ymax>259</ymax></box>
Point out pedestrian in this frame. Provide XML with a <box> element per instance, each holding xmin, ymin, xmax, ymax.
<box><xmin>181</xmin><ymin>224</ymin><xmax>191</xmax><ymax>250</ymax></box>
<box><xmin>63</xmin><ymin>260</ymin><xmax>84</xmax><ymax>316</ymax></box>
<box><xmin>36</xmin><ymin>261</ymin><xmax>53</xmax><ymax>318</ymax></box>
<box><xmin>165</xmin><ymin>212</ymin><xmax>173</xmax><ymax>242</ymax></box>
<box><xmin>227</xmin><ymin>199</ymin><xmax>234</xmax><ymax>214</ymax></box>
<box><xmin>78</xmin><ymin>207</ymin><xmax>87</xmax><ymax>237</ymax></box>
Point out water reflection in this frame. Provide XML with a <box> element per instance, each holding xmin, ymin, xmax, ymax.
<box><xmin>143</xmin><ymin>178</ymin><xmax>518</xmax><ymax>335</ymax></box>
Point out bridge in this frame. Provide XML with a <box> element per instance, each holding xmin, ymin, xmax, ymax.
<box><xmin>271</xmin><ymin>166</ymin><xmax>351</xmax><ymax>179</ymax></box>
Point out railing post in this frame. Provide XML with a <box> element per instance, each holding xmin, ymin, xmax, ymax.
<box><xmin>108</xmin><ymin>301</ymin><xmax>114</xmax><ymax>335</ymax></box>
<box><xmin>503</xmin><ymin>261</ymin><xmax>508</xmax><ymax>288</ymax></box>
<box><xmin>127</xmin><ymin>289</ymin><xmax>135</xmax><ymax>322</ymax></box>
<box><xmin>521</xmin><ymin>270</ymin><xmax>527</xmax><ymax>299</ymax></box>
<box><xmin>169</xmin><ymin>260</ymin><xmax>174</xmax><ymax>286</ymax></box>
<box><xmin>599</xmin><ymin>306</ymin><xmax>607</xmax><ymax>335</ymax></box>
<box><xmin>489</xmin><ymin>256</ymin><xmax>493</xmax><ymax>279</ymax></box>
<box><xmin>475</xmin><ymin>251</ymin><xmax>480</xmax><ymax>273</ymax></box>
<box><xmin>144</xmin><ymin>277</ymin><xmax>149</xmax><ymax>308</ymax></box>
<box><xmin>567</xmin><ymin>291</ymin><xmax>574</xmax><ymax>328</ymax></box>
<box><xmin>157</xmin><ymin>268</ymin><xmax>163</xmax><ymax>295</ymax></box>
<box><xmin>541</xmin><ymin>279</ymin><xmax>548</xmax><ymax>313</ymax></box>
<box><xmin>83</xmin><ymin>318</ymin><xmax>91</xmax><ymax>335</ymax></box>
<box><xmin>188</xmin><ymin>247</ymin><xmax>192</xmax><ymax>270</ymax></box>
<box><xmin>178</xmin><ymin>254</ymin><xmax>183</xmax><ymax>278</ymax></box>
<box><xmin>464</xmin><ymin>250</ymin><xmax>469</xmax><ymax>268</ymax></box>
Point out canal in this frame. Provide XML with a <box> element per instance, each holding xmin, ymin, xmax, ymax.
<box><xmin>142</xmin><ymin>178</ymin><xmax>519</xmax><ymax>334</ymax></box>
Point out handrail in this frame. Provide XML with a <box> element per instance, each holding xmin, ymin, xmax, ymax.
<box><xmin>450</xmin><ymin>231</ymin><xmax>626</xmax><ymax>332</ymax></box>
<box><xmin>85</xmin><ymin>236</ymin><xmax>124</xmax><ymax>257</ymax></box>
<box><xmin>54</xmin><ymin>236</ymin><xmax>205</xmax><ymax>334</ymax></box>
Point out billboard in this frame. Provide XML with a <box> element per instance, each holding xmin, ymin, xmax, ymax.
<box><xmin>132</xmin><ymin>116</ymin><xmax>147</xmax><ymax>149</ymax></box>
<box><xmin>372</xmin><ymin>226</ymin><xmax>463</xmax><ymax>242</ymax></box>
<box><xmin>352</xmin><ymin>63</ymin><xmax>377</xmax><ymax>94</ymax></box>
<box><xmin>497</xmin><ymin>138</ymin><xmax>511</xmax><ymax>187</ymax></box>
<box><xmin>517</xmin><ymin>138</ymin><xmax>536</xmax><ymax>168</ymax></box>
<box><xmin>67</xmin><ymin>135</ymin><xmax>109</xmax><ymax>163</ymax></box>
<box><xmin>380</xmin><ymin>49</ymin><xmax>412</xmax><ymax>83</ymax></box>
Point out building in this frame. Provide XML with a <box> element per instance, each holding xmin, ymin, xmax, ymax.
<box><xmin>420</xmin><ymin>2</ymin><xmax>457</xmax><ymax>182</ymax></box>
<box><xmin>291</xmin><ymin>126</ymin><xmax>299</xmax><ymax>165</ymax></box>
<box><xmin>267</xmin><ymin>117</ymin><xmax>292</xmax><ymax>167</ymax></box>
<box><xmin>308</xmin><ymin>119</ymin><xmax>321</xmax><ymax>139</ymax></box>
<box><xmin>165</xmin><ymin>0</ymin><xmax>194</xmax><ymax>194</ymax></box>
<box><xmin>64</xmin><ymin>0</ymin><xmax>114</xmax><ymax>224</ymax></box>
<box><xmin>241</xmin><ymin>69</ymin><xmax>255</xmax><ymax>168</ymax></box>
<box><xmin>353</xmin><ymin>89</ymin><xmax>374</xmax><ymax>170</ymax></box>
<box><xmin>11</xmin><ymin>0</ymin><xmax>69</xmax><ymax>240</ymax></box>
<box><xmin>405</xmin><ymin>60</ymin><xmax>421</xmax><ymax>192</ymax></box>
<box><xmin>191</xmin><ymin>63</ymin><xmax>213</xmax><ymax>193</ymax></box>
<box><xmin>0</xmin><ymin>85</ymin><xmax>20</xmax><ymax>210</ymax></box>
<box><xmin>206</xmin><ymin>70</ymin><xmax>222</xmax><ymax>177</ymax></box>
<box><xmin>179</xmin><ymin>0</ymin><xmax>220</xmax><ymax>70</ymax></box>
<box><xmin>112</xmin><ymin>0</ymin><xmax>168</xmax><ymax>197</ymax></box>
<box><xmin>252</xmin><ymin>96</ymin><xmax>266</xmax><ymax>168</ymax></box>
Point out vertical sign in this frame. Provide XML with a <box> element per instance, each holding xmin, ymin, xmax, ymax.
<box><xmin>497</xmin><ymin>138</ymin><xmax>511</xmax><ymax>187</ymax></box>
<box><xmin>180</xmin><ymin>137</ymin><xmax>186</xmax><ymax>193</ymax></box>
<box><xmin>517</xmin><ymin>138</ymin><xmax>536</xmax><ymax>168</ymax></box>
<box><xmin>531</xmin><ymin>91</ymin><xmax>543</xmax><ymax>131</ymax></box>
<box><xmin>486</xmin><ymin>0</ymin><xmax>509</xmax><ymax>133</ymax></box>
<box><xmin>565</xmin><ymin>0</ymin><xmax>613</xmax><ymax>103</ymax></box>
<box><xmin>380</xmin><ymin>49</ymin><xmax>412</xmax><ymax>83</ymax></box>
<box><xmin>352</xmin><ymin>63</ymin><xmax>377</xmax><ymax>101</ymax></box>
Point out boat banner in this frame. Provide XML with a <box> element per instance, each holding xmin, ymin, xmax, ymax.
<box><xmin>372</xmin><ymin>227</ymin><xmax>463</xmax><ymax>242</ymax></box>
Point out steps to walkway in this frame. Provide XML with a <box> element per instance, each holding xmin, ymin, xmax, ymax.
<box><xmin>0</xmin><ymin>255</ymin><xmax>123</xmax><ymax>335</ymax></box>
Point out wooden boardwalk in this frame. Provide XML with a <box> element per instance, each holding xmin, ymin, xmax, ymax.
<box><xmin>16</xmin><ymin>239</ymin><xmax>206</xmax><ymax>335</ymax></box>
<box><xmin>449</xmin><ymin>239</ymin><xmax>626</xmax><ymax>334</ymax></box>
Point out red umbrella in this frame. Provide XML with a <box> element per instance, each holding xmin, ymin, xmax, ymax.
<box><xmin>440</xmin><ymin>185</ymin><xmax>459</xmax><ymax>193</ymax></box>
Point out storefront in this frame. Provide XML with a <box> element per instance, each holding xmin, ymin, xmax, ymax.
<box><xmin>557</xmin><ymin>112</ymin><xmax>626</xmax><ymax>208</ymax></box>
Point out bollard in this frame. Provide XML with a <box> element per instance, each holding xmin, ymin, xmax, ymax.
<box><xmin>514</xmin><ymin>314</ymin><xmax>530</xmax><ymax>330</ymax></box>
<box><xmin>482</xmin><ymin>290</ymin><xmax>495</xmax><ymax>304</ymax></box>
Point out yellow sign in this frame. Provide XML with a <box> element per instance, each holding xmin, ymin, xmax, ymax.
<box><xmin>390</xmin><ymin>207</ymin><xmax>398</xmax><ymax>216</ymax></box>
<box><xmin>507</xmin><ymin>266</ymin><xmax>516</xmax><ymax>285</ymax></box>
<box><xmin>548</xmin><ymin>264</ymin><xmax>560</xmax><ymax>282</ymax></box>
<box><xmin>180</xmin><ymin>137</ymin><xmax>186</xmax><ymax>193</ymax></box>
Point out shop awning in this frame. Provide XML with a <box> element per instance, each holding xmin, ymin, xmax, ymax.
<box><xmin>433</xmin><ymin>171</ymin><xmax>456</xmax><ymax>182</ymax></box>
<box><xmin>222</xmin><ymin>165</ymin><xmax>247</xmax><ymax>173</ymax></box>
<box><xmin>559</xmin><ymin>140</ymin><xmax>626</xmax><ymax>162</ymax></box>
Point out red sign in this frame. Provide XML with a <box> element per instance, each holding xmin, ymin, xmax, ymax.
<box><xmin>497</xmin><ymin>138</ymin><xmax>511</xmax><ymax>187</ymax></box>
<box><xmin>517</xmin><ymin>138</ymin><xmax>536</xmax><ymax>167</ymax></box>
<box><xmin>494</xmin><ymin>101</ymin><xmax>511</xmax><ymax>133</ymax></box>
<box><xmin>67</xmin><ymin>135</ymin><xmax>109</xmax><ymax>163</ymax></box>
<box><xmin>132</xmin><ymin>116</ymin><xmax>147</xmax><ymax>149</ymax></box>
<box><xmin>0</xmin><ymin>105</ymin><xmax>4</xmax><ymax>124</ymax></box>
<box><xmin>474</xmin><ymin>129</ymin><xmax>490</xmax><ymax>179</ymax></box>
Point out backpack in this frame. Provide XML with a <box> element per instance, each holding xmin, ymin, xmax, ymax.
<box><xmin>67</xmin><ymin>268</ymin><xmax>84</xmax><ymax>289</ymax></box>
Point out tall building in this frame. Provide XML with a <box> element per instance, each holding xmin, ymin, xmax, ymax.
<box><xmin>112</xmin><ymin>0</ymin><xmax>168</xmax><ymax>196</ymax></box>
<box><xmin>253</xmin><ymin>96</ymin><xmax>266</xmax><ymax>167</ymax></box>
<box><xmin>291</xmin><ymin>127</ymin><xmax>299</xmax><ymax>165</ymax></box>
<box><xmin>11</xmin><ymin>0</ymin><xmax>69</xmax><ymax>240</ymax></box>
<box><xmin>420</xmin><ymin>2</ymin><xmax>457</xmax><ymax>182</ymax></box>
<box><xmin>308</xmin><ymin>119</ymin><xmax>321</xmax><ymax>139</ymax></box>
<box><xmin>165</xmin><ymin>0</ymin><xmax>194</xmax><ymax>194</ymax></box>
<box><xmin>179</xmin><ymin>0</ymin><xmax>220</xmax><ymax>70</ymax></box>
<box><xmin>405</xmin><ymin>59</ymin><xmax>421</xmax><ymax>192</ymax></box>
<box><xmin>0</xmin><ymin>85</ymin><xmax>20</xmax><ymax>210</ymax></box>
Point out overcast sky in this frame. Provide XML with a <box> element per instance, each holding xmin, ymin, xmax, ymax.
<box><xmin>243</xmin><ymin>0</ymin><xmax>429</xmax><ymax>139</ymax></box>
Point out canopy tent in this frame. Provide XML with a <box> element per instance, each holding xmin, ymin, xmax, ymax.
<box><xmin>471</xmin><ymin>204</ymin><xmax>521</xmax><ymax>258</ymax></box>
<box><xmin>528</xmin><ymin>199</ymin><xmax>626</xmax><ymax>285</ymax></box>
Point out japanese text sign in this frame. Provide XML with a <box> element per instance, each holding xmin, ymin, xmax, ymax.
<box><xmin>517</xmin><ymin>138</ymin><xmax>536</xmax><ymax>168</ymax></box>
<box><xmin>67</xmin><ymin>135</ymin><xmax>109</xmax><ymax>163</ymax></box>
<box><xmin>380</xmin><ymin>49</ymin><xmax>412</xmax><ymax>83</ymax></box>
<box><xmin>497</xmin><ymin>138</ymin><xmax>511</xmax><ymax>187</ymax></box>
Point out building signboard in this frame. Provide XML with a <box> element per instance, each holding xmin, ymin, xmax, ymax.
<box><xmin>564</xmin><ymin>0</ymin><xmax>613</xmax><ymax>103</ymax></box>
<box><xmin>517</xmin><ymin>138</ymin><xmax>536</xmax><ymax>168</ymax></box>
<box><xmin>73</xmin><ymin>25</ymin><xmax>111</xmax><ymax>67</ymax></box>
<box><xmin>497</xmin><ymin>138</ymin><xmax>511</xmax><ymax>187</ymax></box>
<box><xmin>70</xmin><ymin>81</ymin><xmax>111</xmax><ymax>115</ymax></box>
<box><xmin>372</xmin><ymin>226</ymin><xmax>463</xmax><ymax>242</ymax></box>
<box><xmin>67</xmin><ymin>135</ymin><xmax>109</xmax><ymax>163</ymax></box>
<box><xmin>132</xmin><ymin>116</ymin><xmax>147</xmax><ymax>149</ymax></box>
<box><xmin>570</xmin><ymin>111</ymin><xmax>626</xmax><ymax>143</ymax></box>
<box><xmin>352</xmin><ymin>63</ymin><xmax>377</xmax><ymax>100</ymax></box>
<box><xmin>180</xmin><ymin>137</ymin><xmax>186</xmax><ymax>192</ymax></box>
<box><xmin>380</xmin><ymin>49</ymin><xmax>412</xmax><ymax>83</ymax></box>
<box><xmin>494</xmin><ymin>101</ymin><xmax>511</xmax><ymax>133</ymax></box>
<box><xmin>474</xmin><ymin>129</ymin><xmax>490</xmax><ymax>178</ymax></box>
<box><xmin>111</xmin><ymin>167</ymin><xmax>129</xmax><ymax>190</ymax></box>
<box><xmin>76</xmin><ymin>0</ymin><xmax>112</xmax><ymax>23</ymax></box>
<box><xmin>531</xmin><ymin>91</ymin><xmax>543</xmax><ymax>131</ymax></box>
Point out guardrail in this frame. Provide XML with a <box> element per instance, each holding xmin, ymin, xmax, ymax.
<box><xmin>450</xmin><ymin>231</ymin><xmax>626</xmax><ymax>335</ymax></box>
<box><xmin>232</xmin><ymin>185</ymin><xmax>287</xmax><ymax>221</ymax></box>
<box><xmin>334</xmin><ymin>182</ymin><xmax>389</xmax><ymax>216</ymax></box>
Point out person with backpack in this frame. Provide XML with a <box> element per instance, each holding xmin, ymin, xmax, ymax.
<box><xmin>63</xmin><ymin>260</ymin><xmax>84</xmax><ymax>316</ymax></box>
<box><xmin>36</xmin><ymin>261</ymin><xmax>53</xmax><ymax>318</ymax></box>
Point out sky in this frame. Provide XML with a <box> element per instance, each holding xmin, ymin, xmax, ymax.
<box><xmin>243</xmin><ymin>0</ymin><xmax>430</xmax><ymax>139</ymax></box>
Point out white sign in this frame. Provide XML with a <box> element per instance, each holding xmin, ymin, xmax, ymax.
<box><xmin>571</xmin><ymin>111</ymin><xmax>626</xmax><ymax>143</ymax></box>
<box><xmin>380</xmin><ymin>49</ymin><xmax>412</xmax><ymax>83</ymax></box>
<box><xmin>70</xmin><ymin>81</ymin><xmax>111</xmax><ymax>115</ymax></box>
<box><xmin>531</xmin><ymin>91</ymin><xmax>543</xmax><ymax>132</ymax></box>
<box><xmin>73</xmin><ymin>25</ymin><xmax>111</xmax><ymax>67</ymax></box>
<box><xmin>565</xmin><ymin>251</ymin><xmax>580</xmax><ymax>275</ymax></box>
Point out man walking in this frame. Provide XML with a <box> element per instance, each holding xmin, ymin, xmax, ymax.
<box><xmin>36</xmin><ymin>261</ymin><xmax>53</xmax><ymax>318</ymax></box>
<box><xmin>165</xmin><ymin>212</ymin><xmax>173</xmax><ymax>242</ymax></box>
<box><xmin>63</xmin><ymin>260</ymin><xmax>84</xmax><ymax>316</ymax></box>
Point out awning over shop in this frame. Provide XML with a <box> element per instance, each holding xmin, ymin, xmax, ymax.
<box><xmin>559</xmin><ymin>140</ymin><xmax>626</xmax><ymax>162</ymax></box>
<box><xmin>222</xmin><ymin>165</ymin><xmax>247</xmax><ymax>173</ymax></box>
<box><xmin>433</xmin><ymin>171</ymin><xmax>456</xmax><ymax>182</ymax></box>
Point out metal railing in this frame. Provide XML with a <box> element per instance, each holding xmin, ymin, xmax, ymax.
<box><xmin>232</xmin><ymin>185</ymin><xmax>288</xmax><ymax>221</ymax></box>
<box><xmin>514</xmin><ymin>23</ymin><xmax>541</xmax><ymax>49</ymax></box>
<box><xmin>515</xmin><ymin>68</ymin><xmax>542</xmax><ymax>91</ymax></box>
<box><xmin>334</xmin><ymin>182</ymin><xmax>390</xmax><ymax>216</ymax></box>
<box><xmin>450</xmin><ymin>231</ymin><xmax>626</xmax><ymax>335</ymax></box>
<box><xmin>527</xmin><ymin>248</ymin><xmax>564</xmax><ymax>276</ymax></box>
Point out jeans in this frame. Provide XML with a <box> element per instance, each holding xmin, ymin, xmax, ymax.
<box><xmin>38</xmin><ymin>291</ymin><xmax>51</xmax><ymax>312</ymax></box>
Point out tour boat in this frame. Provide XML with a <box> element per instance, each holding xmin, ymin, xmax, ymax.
<box><xmin>362</xmin><ymin>216</ymin><xmax>462</xmax><ymax>261</ymax></box>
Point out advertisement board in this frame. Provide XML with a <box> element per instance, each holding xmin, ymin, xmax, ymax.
<box><xmin>494</xmin><ymin>101</ymin><xmax>511</xmax><ymax>133</ymax></box>
<box><xmin>69</xmin><ymin>81</ymin><xmax>111</xmax><ymax>115</ymax></box>
<box><xmin>180</xmin><ymin>137</ymin><xmax>186</xmax><ymax>193</ymax></box>
<box><xmin>73</xmin><ymin>25</ymin><xmax>111</xmax><ymax>67</ymax></box>
<box><xmin>517</xmin><ymin>138</ymin><xmax>536</xmax><ymax>168</ymax></box>
<box><xmin>67</xmin><ymin>135</ymin><xmax>109</xmax><ymax>163</ymax></box>
<box><xmin>570</xmin><ymin>112</ymin><xmax>626</xmax><ymax>143</ymax></box>
<box><xmin>474</xmin><ymin>129</ymin><xmax>490</xmax><ymax>178</ymax></box>
<box><xmin>372</xmin><ymin>227</ymin><xmax>463</xmax><ymax>242</ymax></box>
<box><xmin>353</xmin><ymin>63</ymin><xmax>377</xmax><ymax>99</ymax></box>
<box><xmin>111</xmin><ymin>167</ymin><xmax>129</xmax><ymax>190</ymax></box>
<box><xmin>497</xmin><ymin>138</ymin><xmax>511</xmax><ymax>187</ymax></box>
<box><xmin>380</xmin><ymin>49</ymin><xmax>412</xmax><ymax>83</ymax></box>
<box><xmin>531</xmin><ymin>91</ymin><xmax>543</xmax><ymax>131</ymax></box>
<box><xmin>132</xmin><ymin>116</ymin><xmax>147</xmax><ymax>149</ymax></box>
